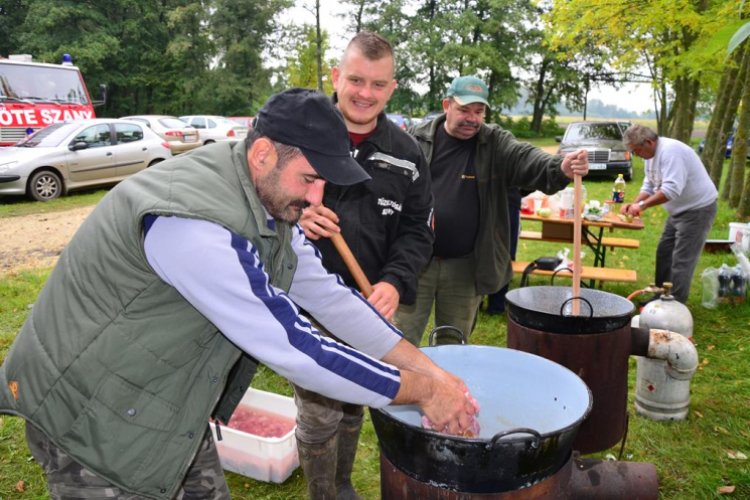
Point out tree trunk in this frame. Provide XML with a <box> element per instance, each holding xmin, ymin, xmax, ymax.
<box><xmin>734</xmin><ymin>77</ymin><xmax>750</xmax><ymax>215</ymax></box>
<box><xmin>668</xmin><ymin>77</ymin><xmax>699</xmax><ymax>144</ymax></box>
<box><xmin>315</xmin><ymin>0</ymin><xmax>323</xmax><ymax>92</ymax></box>
<box><xmin>583</xmin><ymin>75</ymin><xmax>590</xmax><ymax>121</ymax></box>
<box><xmin>668</xmin><ymin>77</ymin><xmax>685</xmax><ymax>139</ymax></box>
<box><xmin>712</xmin><ymin>44</ymin><xmax>749</xmax><ymax>190</ymax></box>
<box><xmin>729</xmin><ymin>79</ymin><xmax>750</xmax><ymax>206</ymax></box>
<box><xmin>657</xmin><ymin>80</ymin><xmax>669</xmax><ymax>136</ymax></box>
<box><xmin>530</xmin><ymin>59</ymin><xmax>550</xmax><ymax>134</ymax></box>
<box><xmin>355</xmin><ymin>0</ymin><xmax>365</xmax><ymax>32</ymax></box>
<box><xmin>668</xmin><ymin>15</ymin><xmax>703</xmax><ymax>143</ymax></box>
<box><xmin>487</xmin><ymin>71</ymin><xmax>497</xmax><ymax>124</ymax></box>
<box><xmin>426</xmin><ymin>0</ymin><xmax>438</xmax><ymax>110</ymax></box>
<box><xmin>644</xmin><ymin>52</ymin><xmax>668</xmax><ymax>136</ymax></box>
<box><xmin>703</xmin><ymin>57</ymin><xmax>741</xmax><ymax>181</ymax></box>
<box><xmin>686</xmin><ymin>79</ymin><xmax>700</xmax><ymax>139</ymax></box>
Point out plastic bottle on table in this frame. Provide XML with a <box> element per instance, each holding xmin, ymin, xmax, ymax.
<box><xmin>613</xmin><ymin>174</ymin><xmax>626</xmax><ymax>203</ymax></box>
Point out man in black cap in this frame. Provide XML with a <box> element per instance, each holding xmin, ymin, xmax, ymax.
<box><xmin>0</xmin><ymin>88</ymin><xmax>476</xmax><ymax>500</ymax></box>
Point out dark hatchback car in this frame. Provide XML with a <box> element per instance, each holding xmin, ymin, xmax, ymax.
<box><xmin>698</xmin><ymin>130</ymin><xmax>750</xmax><ymax>159</ymax></box>
<box><xmin>386</xmin><ymin>114</ymin><xmax>414</xmax><ymax>130</ymax></box>
<box><xmin>557</xmin><ymin>121</ymin><xmax>633</xmax><ymax>180</ymax></box>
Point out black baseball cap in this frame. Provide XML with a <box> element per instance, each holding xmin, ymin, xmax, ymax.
<box><xmin>253</xmin><ymin>88</ymin><xmax>370</xmax><ymax>185</ymax></box>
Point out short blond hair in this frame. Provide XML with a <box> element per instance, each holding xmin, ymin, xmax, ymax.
<box><xmin>340</xmin><ymin>31</ymin><xmax>395</xmax><ymax>72</ymax></box>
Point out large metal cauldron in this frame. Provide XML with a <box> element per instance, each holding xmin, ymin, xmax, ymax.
<box><xmin>507</xmin><ymin>287</ymin><xmax>634</xmax><ymax>335</ymax></box>
<box><xmin>506</xmin><ymin>286</ymin><xmax>636</xmax><ymax>454</ymax></box>
<box><xmin>370</xmin><ymin>346</ymin><xmax>592</xmax><ymax>493</ymax></box>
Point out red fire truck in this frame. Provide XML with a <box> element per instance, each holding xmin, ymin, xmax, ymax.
<box><xmin>0</xmin><ymin>54</ymin><xmax>101</xmax><ymax>146</ymax></box>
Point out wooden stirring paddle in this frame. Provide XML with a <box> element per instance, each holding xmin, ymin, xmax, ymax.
<box><xmin>330</xmin><ymin>232</ymin><xmax>374</xmax><ymax>298</ymax></box>
<box><xmin>572</xmin><ymin>174</ymin><xmax>583</xmax><ymax>315</ymax></box>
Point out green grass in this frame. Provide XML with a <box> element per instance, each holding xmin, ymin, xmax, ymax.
<box><xmin>1</xmin><ymin>152</ymin><xmax>749</xmax><ymax>499</ymax></box>
<box><xmin>0</xmin><ymin>189</ymin><xmax>110</xmax><ymax>219</ymax></box>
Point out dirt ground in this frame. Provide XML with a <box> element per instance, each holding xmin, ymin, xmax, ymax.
<box><xmin>0</xmin><ymin>206</ymin><xmax>95</xmax><ymax>276</ymax></box>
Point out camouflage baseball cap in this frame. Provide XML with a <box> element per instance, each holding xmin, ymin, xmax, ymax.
<box><xmin>447</xmin><ymin>76</ymin><xmax>489</xmax><ymax>106</ymax></box>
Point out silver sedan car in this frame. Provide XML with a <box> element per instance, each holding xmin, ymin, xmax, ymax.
<box><xmin>179</xmin><ymin>115</ymin><xmax>249</xmax><ymax>145</ymax></box>
<box><xmin>0</xmin><ymin>119</ymin><xmax>172</xmax><ymax>201</ymax></box>
<box><xmin>120</xmin><ymin>115</ymin><xmax>201</xmax><ymax>154</ymax></box>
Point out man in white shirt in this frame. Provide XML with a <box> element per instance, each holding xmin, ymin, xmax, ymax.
<box><xmin>622</xmin><ymin>124</ymin><xmax>718</xmax><ymax>303</ymax></box>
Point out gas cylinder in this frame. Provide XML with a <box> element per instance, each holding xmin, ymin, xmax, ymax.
<box><xmin>634</xmin><ymin>283</ymin><xmax>694</xmax><ymax>421</ymax></box>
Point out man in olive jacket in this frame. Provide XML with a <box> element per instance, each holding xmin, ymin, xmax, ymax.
<box><xmin>395</xmin><ymin>76</ymin><xmax>589</xmax><ymax>345</ymax></box>
<box><xmin>0</xmin><ymin>89</ymin><xmax>475</xmax><ymax>500</ymax></box>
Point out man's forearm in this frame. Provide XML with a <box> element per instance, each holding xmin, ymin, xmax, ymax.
<box><xmin>381</xmin><ymin>338</ymin><xmax>440</xmax><ymax>377</ymax></box>
<box><xmin>623</xmin><ymin>191</ymin><xmax>650</xmax><ymax>212</ymax></box>
<box><xmin>639</xmin><ymin>190</ymin><xmax>669</xmax><ymax>209</ymax></box>
<box><xmin>391</xmin><ymin>369</ymin><xmax>433</xmax><ymax>405</ymax></box>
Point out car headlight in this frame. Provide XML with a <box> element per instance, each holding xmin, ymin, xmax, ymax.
<box><xmin>609</xmin><ymin>151</ymin><xmax>630</xmax><ymax>161</ymax></box>
<box><xmin>0</xmin><ymin>161</ymin><xmax>19</xmax><ymax>174</ymax></box>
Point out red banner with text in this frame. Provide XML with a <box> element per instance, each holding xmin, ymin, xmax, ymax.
<box><xmin>0</xmin><ymin>106</ymin><xmax>95</xmax><ymax>128</ymax></box>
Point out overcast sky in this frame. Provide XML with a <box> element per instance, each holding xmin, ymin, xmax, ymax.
<box><xmin>283</xmin><ymin>2</ymin><xmax>655</xmax><ymax>115</ymax></box>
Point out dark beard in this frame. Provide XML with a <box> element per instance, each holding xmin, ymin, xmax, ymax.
<box><xmin>256</xmin><ymin>167</ymin><xmax>310</xmax><ymax>223</ymax></box>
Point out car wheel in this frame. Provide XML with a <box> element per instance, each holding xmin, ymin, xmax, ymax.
<box><xmin>204</xmin><ymin>140</ymin><xmax>215</xmax><ymax>145</ymax></box>
<box><xmin>148</xmin><ymin>159</ymin><xmax>164</xmax><ymax>167</ymax></box>
<box><xmin>624</xmin><ymin>166</ymin><xmax>633</xmax><ymax>182</ymax></box>
<box><xmin>28</xmin><ymin>170</ymin><xmax>63</xmax><ymax>202</ymax></box>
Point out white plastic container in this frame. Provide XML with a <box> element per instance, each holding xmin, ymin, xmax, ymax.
<box><xmin>558</xmin><ymin>185</ymin><xmax>587</xmax><ymax>219</ymax></box>
<box><xmin>209</xmin><ymin>388</ymin><xmax>299</xmax><ymax>483</ymax></box>
<box><xmin>728</xmin><ymin>222</ymin><xmax>750</xmax><ymax>253</ymax></box>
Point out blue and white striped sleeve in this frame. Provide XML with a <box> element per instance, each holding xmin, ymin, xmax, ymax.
<box><xmin>288</xmin><ymin>224</ymin><xmax>404</xmax><ymax>359</ymax></box>
<box><xmin>143</xmin><ymin>215</ymin><xmax>401</xmax><ymax>407</ymax></box>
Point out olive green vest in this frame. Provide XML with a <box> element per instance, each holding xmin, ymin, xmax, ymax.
<box><xmin>0</xmin><ymin>141</ymin><xmax>298</xmax><ymax>499</ymax></box>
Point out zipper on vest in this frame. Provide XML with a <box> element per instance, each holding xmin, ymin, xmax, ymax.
<box><xmin>271</xmin><ymin>238</ymin><xmax>286</xmax><ymax>282</ymax></box>
<box><xmin>215</xmin><ymin>421</ymin><xmax>223</xmax><ymax>441</ymax></box>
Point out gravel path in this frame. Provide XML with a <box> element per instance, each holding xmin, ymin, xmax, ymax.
<box><xmin>0</xmin><ymin>206</ymin><xmax>95</xmax><ymax>276</ymax></box>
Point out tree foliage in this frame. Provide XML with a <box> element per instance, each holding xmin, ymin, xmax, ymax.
<box><xmin>286</xmin><ymin>26</ymin><xmax>335</xmax><ymax>95</ymax></box>
<box><xmin>545</xmin><ymin>0</ymin><xmax>732</xmax><ymax>141</ymax></box>
<box><xmin>2</xmin><ymin>0</ymin><xmax>744</xmax><ymax>143</ymax></box>
<box><xmin>6</xmin><ymin>0</ymin><xmax>290</xmax><ymax>117</ymax></box>
<box><xmin>0</xmin><ymin>0</ymin><xmax>28</xmax><ymax>57</ymax></box>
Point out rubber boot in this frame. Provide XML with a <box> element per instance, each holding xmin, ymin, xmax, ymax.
<box><xmin>335</xmin><ymin>422</ymin><xmax>363</xmax><ymax>500</ymax></box>
<box><xmin>297</xmin><ymin>436</ymin><xmax>338</xmax><ymax>499</ymax></box>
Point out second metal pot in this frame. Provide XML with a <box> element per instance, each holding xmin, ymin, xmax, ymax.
<box><xmin>506</xmin><ymin>286</ymin><xmax>635</xmax><ymax>335</ymax></box>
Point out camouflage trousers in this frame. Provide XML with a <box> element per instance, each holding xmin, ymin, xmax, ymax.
<box><xmin>26</xmin><ymin>422</ymin><xmax>231</xmax><ymax>500</ymax></box>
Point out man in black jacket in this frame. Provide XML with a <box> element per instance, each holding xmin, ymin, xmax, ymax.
<box><xmin>295</xmin><ymin>32</ymin><xmax>434</xmax><ymax>499</ymax></box>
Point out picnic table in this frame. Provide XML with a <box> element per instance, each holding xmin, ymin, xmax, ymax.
<box><xmin>518</xmin><ymin>211</ymin><xmax>644</xmax><ymax>287</ymax></box>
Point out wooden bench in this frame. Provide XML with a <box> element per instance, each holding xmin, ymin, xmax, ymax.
<box><xmin>512</xmin><ymin>260</ymin><xmax>638</xmax><ymax>284</ymax></box>
<box><xmin>519</xmin><ymin>230</ymin><xmax>640</xmax><ymax>250</ymax></box>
